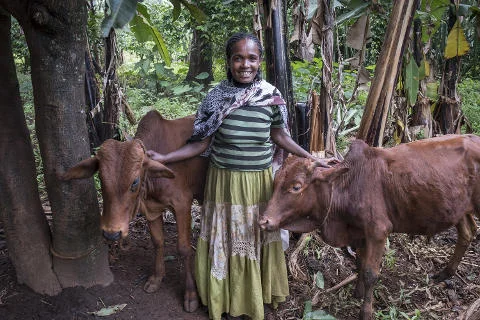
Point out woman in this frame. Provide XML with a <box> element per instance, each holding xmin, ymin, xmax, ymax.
<box><xmin>147</xmin><ymin>33</ymin><xmax>328</xmax><ymax>320</ymax></box>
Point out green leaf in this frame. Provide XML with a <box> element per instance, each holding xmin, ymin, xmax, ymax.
<box><xmin>405</xmin><ymin>58</ymin><xmax>419</xmax><ymax>107</ymax></box>
<box><xmin>419</xmin><ymin>0</ymin><xmax>449</xmax><ymax>43</ymax></box>
<box><xmin>195</xmin><ymin>72</ymin><xmax>210</xmax><ymax>80</ymax></box>
<box><xmin>130</xmin><ymin>10</ymin><xmax>172</xmax><ymax>66</ymax></box>
<box><xmin>426</xmin><ymin>81</ymin><xmax>439</xmax><ymax>100</ymax></box>
<box><xmin>172</xmin><ymin>85</ymin><xmax>192</xmax><ymax>95</ymax></box>
<box><xmin>170</xmin><ymin>0</ymin><xmax>206</xmax><ymax>23</ymax></box>
<box><xmin>101</xmin><ymin>0</ymin><xmax>140</xmax><ymax>37</ymax></box>
<box><xmin>130</xmin><ymin>14</ymin><xmax>151</xmax><ymax>43</ymax></box>
<box><xmin>89</xmin><ymin>304</ymin><xmax>127</xmax><ymax>317</ymax></box>
<box><xmin>305</xmin><ymin>309</ymin><xmax>337</xmax><ymax>320</ymax></box>
<box><xmin>335</xmin><ymin>1</ymin><xmax>369</xmax><ymax>26</ymax></box>
<box><xmin>315</xmin><ymin>271</ymin><xmax>325</xmax><ymax>289</ymax></box>
<box><xmin>444</xmin><ymin>20</ymin><xmax>470</xmax><ymax>59</ymax></box>
<box><xmin>303</xmin><ymin>300</ymin><xmax>313</xmax><ymax>320</ymax></box>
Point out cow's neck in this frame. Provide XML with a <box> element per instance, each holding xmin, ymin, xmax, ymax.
<box><xmin>314</xmin><ymin>180</ymin><xmax>352</xmax><ymax>247</ymax></box>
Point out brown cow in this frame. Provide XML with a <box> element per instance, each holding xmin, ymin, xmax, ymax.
<box><xmin>61</xmin><ymin>110</ymin><xmax>208</xmax><ymax>312</ymax></box>
<box><xmin>259</xmin><ymin>134</ymin><xmax>480</xmax><ymax>320</ymax></box>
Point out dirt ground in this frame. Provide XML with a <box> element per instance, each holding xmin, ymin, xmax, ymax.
<box><xmin>2</xmin><ymin>213</ymin><xmax>480</xmax><ymax>320</ymax></box>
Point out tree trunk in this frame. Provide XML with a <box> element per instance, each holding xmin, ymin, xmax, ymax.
<box><xmin>101</xmin><ymin>29</ymin><xmax>121</xmax><ymax>142</ymax></box>
<box><xmin>185</xmin><ymin>28</ymin><xmax>213</xmax><ymax>85</ymax></box>
<box><xmin>309</xmin><ymin>0</ymin><xmax>336</xmax><ymax>156</ymax></box>
<box><xmin>356</xmin><ymin>0</ymin><xmax>419</xmax><ymax>146</ymax></box>
<box><xmin>433</xmin><ymin>2</ymin><xmax>462</xmax><ymax>135</ymax></box>
<box><xmin>0</xmin><ymin>8</ymin><xmax>61</xmax><ymax>295</ymax></box>
<box><xmin>4</xmin><ymin>0</ymin><xmax>113</xmax><ymax>288</ymax></box>
<box><xmin>262</xmin><ymin>0</ymin><xmax>297</xmax><ymax>141</ymax></box>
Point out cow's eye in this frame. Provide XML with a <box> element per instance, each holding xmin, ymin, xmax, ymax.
<box><xmin>130</xmin><ymin>176</ymin><xmax>140</xmax><ymax>192</ymax></box>
<box><xmin>291</xmin><ymin>183</ymin><xmax>302</xmax><ymax>193</ymax></box>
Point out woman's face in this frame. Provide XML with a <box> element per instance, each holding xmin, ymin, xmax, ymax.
<box><xmin>228</xmin><ymin>38</ymin><xmax>261</xmax><ymax>84</ymax></box>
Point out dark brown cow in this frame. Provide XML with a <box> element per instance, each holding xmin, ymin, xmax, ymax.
<box><xmin>259</xmin><ymin>134</ymin><xmax>480</xmax><ymax>320</ymax></box>
<box><xmin>61</xmin><ymin>110</ymin><xmax>208</xmax><ymax>312</ymax></box>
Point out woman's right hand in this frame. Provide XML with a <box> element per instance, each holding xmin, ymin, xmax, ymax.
<box><xmin>146</xmin><ymin>150</ymin><xmax>167</xmax><ymax>163</ymax></box>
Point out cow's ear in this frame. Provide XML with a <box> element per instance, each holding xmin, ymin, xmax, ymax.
<box><xmin>312</xmin><ymin>166</ymin><xmax>348</xmax><ymax>183</ymax></box>
<box><xmin>59</xmin><ymin>157</ymin><xmax>99</xmax><ymax>180</ymax></box>
<box><xmin>144</xmin><ymin>158</ymin><xmax>175</xmax><ymax>179</ymax></box>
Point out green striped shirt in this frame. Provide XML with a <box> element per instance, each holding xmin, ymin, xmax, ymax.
<box><xmin>210</xmin><ymin>105</ymin><xmax>284</xmax><ymax>171</ymax></box>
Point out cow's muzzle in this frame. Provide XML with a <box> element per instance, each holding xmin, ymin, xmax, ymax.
<box><xmin>103</xmin><ymin>230</ymin><xmax>122</xmax><ymax>241</ymax></box>
<box><xmin>258</xmin><ymin>216</ymin><xmax>278</xmax><ymax>231</ymax></box>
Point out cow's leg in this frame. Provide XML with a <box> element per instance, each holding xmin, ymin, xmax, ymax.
<box><xmin>144</xmin><ymin>218</ymin><xmax>166</xmax><ymax>293</ymax></box>
<box><xmin>353</xmin><ymin>246</ymin><xmax>365</xmax><ymax>299</ymax></box>
<box><xmin>433</xmin><ymin>214</ymin><xmax>476</xmax><ymax>281</ymax></box>
<box><xmin>173</xmin><ymin>200</ymin><xmax>198</xmax><ymax>312</ymax></box>
<box><xmin>359</xmin><ymin>238</ymin><xmax>385</xmax><ymax>320</ymax></box>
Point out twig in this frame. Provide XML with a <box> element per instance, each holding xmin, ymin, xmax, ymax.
<box><xmin>462</xmin><ymin>296</ymin><xmax>480</xmax><ymax>320</ymax></box>
<box><xmin>406</xmin><ymin>301</ymin><xmax>445</xmax><ymax>317</ymax></box>
<box><xmin>312</xmin><ymin>273</ymin><xmax>358</xmax><ymax>304</ymax></box>
<box><xmin>288</xmin><ymin>233</ymin><xmax>311</xmax><ymax>282</ymax></box>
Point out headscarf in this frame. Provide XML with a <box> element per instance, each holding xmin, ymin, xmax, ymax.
<box><xmin>189</xmin><ymin>79</ymin><xmax>287</xmax><ymax>143</ymax></box>
<box><xmin>188</xmin><ymin>79</ymin><xmax>290</xmax><ymax>173</ymax></box>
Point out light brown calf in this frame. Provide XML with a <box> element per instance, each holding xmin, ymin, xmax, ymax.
<box><xmin>62</xmin><ymin>110</ymin><xmax>208</xmax><ymax>312</ymax></box>
<box><xmin>260</xmin><ymin>134</ymin><xmax>480</xmax><ymax>319</ymax></box>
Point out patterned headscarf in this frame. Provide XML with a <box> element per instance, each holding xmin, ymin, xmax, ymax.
<box><xmin>189</xmin><ymin>79</ymin><xmax>288</xmax><ymax>143</ymax></box>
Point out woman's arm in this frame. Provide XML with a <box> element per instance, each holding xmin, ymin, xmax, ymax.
<box><xmin>271</xmin><ymin>127</ymin><xmax>314</xmax><ymax>159</ymax></box>
<box><xmin>270</xmin><ymin>127</ymin><xmax>331</xmax><ymax>167</ymax></box>
<box><xmin>146</xmin><ymin>137</ymin><xmax>211</xmax><ymax>164</ymax></box>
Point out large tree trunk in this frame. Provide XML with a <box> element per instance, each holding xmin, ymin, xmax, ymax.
<box><xmin>356</xmin><ymin>0</ymin><xmax>419</xmax><ymax>146</ymax></box>
<box><xmin>0</xmin><ymin>9</ymin><xmax>61</xmax><ymax>295</ymax></box>
<box><xmin>185</xmin><ymin>28</ymin><xmax>213</xmax><ymax>85</ymax></box>
<box><xmin>2</xmin><ymin>0</ymin><xmax>113</xmax><ymax>289</ymax></box>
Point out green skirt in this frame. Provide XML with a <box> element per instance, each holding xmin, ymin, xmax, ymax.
<box><xmin>195</xmin><ymin>165</ymin><xmax>289</xmax><ymax>320</ymax></box>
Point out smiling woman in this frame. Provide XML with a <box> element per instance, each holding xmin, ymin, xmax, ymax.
<box><xmin>226</xmin><ymin>36</ymin><xmax>261</xmax><ymax>84</ymax></box>
<box><xmin>146</xmin><ymin>32</ymin><xmax>328</xmax><ymax>320</ymax></box>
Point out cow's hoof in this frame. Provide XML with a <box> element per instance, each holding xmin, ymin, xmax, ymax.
<box><xmin>143</xmin><ymin>276</ymin><xmax>162</xmax><ymax>293</ymax></box>
<box><xmin>184</xmin><ymin>298</ymin><xmax>199</xmax><ymax>312</ymax></box>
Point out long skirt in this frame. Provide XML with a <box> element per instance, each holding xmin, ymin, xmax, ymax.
<box><xmin>195</xmin><ymin>165</ymin><xmax>289</xmax><ymax>320</ymax></box>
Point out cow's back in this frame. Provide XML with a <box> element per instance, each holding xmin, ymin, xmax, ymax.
<box><xmin>134</xmin><ymin>110</ymin><xmax>208</xmax><ymax>201</ymax></box>
<box><xmin>367</xmin><ymin>134</ymin><xmax>480</xmax><ymax>234</ymax></box>
<box><xmin>135</xmin><ymin>110</ymin><xmax>195</xmax><ymax>153</ymax></box>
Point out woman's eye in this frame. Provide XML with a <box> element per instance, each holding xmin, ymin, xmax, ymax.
<box><xmin>130</xmin><ymin>177</ymin><xmax>140</xmax><ymax>192</ymax></box>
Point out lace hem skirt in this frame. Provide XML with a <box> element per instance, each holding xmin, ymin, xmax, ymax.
<box><xmin>195</xmin><ymin>165</ymin><xmax>289</xmax><ymax>320</ymax></box>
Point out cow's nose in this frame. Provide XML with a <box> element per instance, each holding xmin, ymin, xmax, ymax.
<box><xmin>103</xmin><ymin>230</ymin><xmax>121</xmax><ymax>241</ymax></box>
<box><xmin>258</xmin><ymin>217</ymin><xmax>269</xmax><ymax>229</ymax></box>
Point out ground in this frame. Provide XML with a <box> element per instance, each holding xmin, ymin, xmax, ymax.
<box><xmin>2</xmin><ymin>212</ymin><xmax>480</xmax><ymax>320</ymax></box>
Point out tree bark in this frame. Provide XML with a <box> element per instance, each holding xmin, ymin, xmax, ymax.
<box><xmin>433</xmin><ymin>1</ymin><xmax>462</xmax><ymax>135</ymax></box>
<box><xmin>4</xmin><ymin>0</ymin><xmax>112</xmax><ymax>288</ymax></box>
<box><xmin>0</xmin><ymin>8</ymin><xmax>61</xmax><ymax>295</ymax></box>
<box><xmin>185</xmin><ymin>28</ymin><xmax>213</xmax><ymax>85</ymax></box>
<box><xmin>262</xmin><ymin>0</ymin><xmax>297</xmax><ymax>141</ymax></box>
<box><xmin>309</xmin><ymin>0</ymin><xmax>336</xmax><ymax>156</ymax></box>
<box><xmin>356</xmin><ymin>0</ymin><xmax>419</xmax><ymax>146</ymax></box>
<box><xmin>101</xmin><ymin>29</ymin><xmax>121</xmax><ymax>142</ymax></box>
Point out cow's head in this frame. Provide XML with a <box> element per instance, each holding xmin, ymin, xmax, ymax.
<box><xmin>259</xmin><ymin>155</ymin><xmax>347</xmax><ymax>233</ymax></box>
<box><xmin>60</xmin><ymin>139</ymin><xmax>174</xmax><ymax>240</ymax></box>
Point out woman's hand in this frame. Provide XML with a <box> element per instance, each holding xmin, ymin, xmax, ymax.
<box><xmin>146</xmin><ymin>150</ymin><xmax>167</xmax><ymax>163</ymax></box>
<box><xmin>310</xmin><ymin>156</ymin><xmax>340</xmax><ymax>168</ymax></box>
